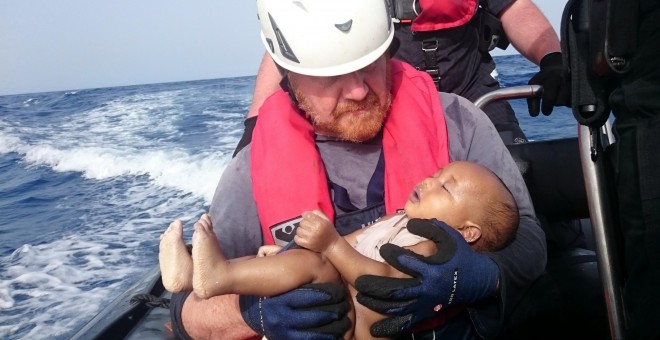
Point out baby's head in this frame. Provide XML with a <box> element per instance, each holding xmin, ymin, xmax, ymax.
<box><xmin>403</xmin><ymin>161</ymin><xmax>519</xmax><ymax>251</ymax></box>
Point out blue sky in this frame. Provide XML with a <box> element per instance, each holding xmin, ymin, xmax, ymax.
<box><xmin>0</xmin><ymin>0</ymin><xmax>566</xmax><ymax>96</ymax></box>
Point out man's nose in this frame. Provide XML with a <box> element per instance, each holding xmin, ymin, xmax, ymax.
<box><xmin>339</xmin><ymin>72</ymin><xmax>369</xmax><ymax>101</ymax></box>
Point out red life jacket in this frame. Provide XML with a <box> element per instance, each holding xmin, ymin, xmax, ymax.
<box><xmin>250</xmin><ymin>60</ymin><xmax>450</xmax><ymax>245</ymax></box>
<box><xmin>412</xmin><ymin>0</ymin><xmax>479</xmax><ymax>32</ymax></box>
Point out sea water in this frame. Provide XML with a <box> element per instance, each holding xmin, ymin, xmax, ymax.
<box><xmin>0</xmin><ymin>55</ymin><xmax>577</xmax><ymax>339</ymax></box>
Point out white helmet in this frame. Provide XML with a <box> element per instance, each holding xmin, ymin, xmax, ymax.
<box><xmin>256</xmin><ymin>0</ymin><xmax>395</xmax><ymax>77</ymax></box>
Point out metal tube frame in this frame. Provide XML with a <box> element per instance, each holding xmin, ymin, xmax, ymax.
<box><xmin>474</xmin><ymin>85</ymin><xmax>627</xmax><ymax>339</ymax></box>
<box><xmin>578</xmin><ymin>123</ymin><xmax>626</xmax><ymax>339</ymax></box>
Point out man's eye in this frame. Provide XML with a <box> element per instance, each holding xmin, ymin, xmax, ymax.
<box><xmin>318</xmin><ymin>76</ymin><xmax>339</xmax><ymax>87</ymax></box>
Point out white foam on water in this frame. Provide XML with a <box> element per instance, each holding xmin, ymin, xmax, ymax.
<box><xmin>0</xmin><ymin>186</ymin><xmax>204</xmax><ymax>339</ymax></box>
<box><xmin>0</xmin><ymin>82</ymin><xmax>244</xmax><ymax>338</ymax></box>
<box><xmin>1</xmin><ymin>136</ymin><xmax>228</xmax><ymax>204</ymax></box>
<box><xmin>0</xmin><ymin>89</ymin><xmax>236</xmax><ymax>204</ymax></box>
<box><xmin>0</xmin><ymin>133</ymin><xmax>21</xmax><ymax>154</ymax></box>
<box><xmin>1</xmin><ymin>241</ymin><xmax>122</xmax><ymax>338</ymax></box>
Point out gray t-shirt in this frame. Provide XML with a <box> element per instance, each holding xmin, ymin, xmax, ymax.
<box><xmin>209</xmin><ymin>92</ymin><xmax>545</xmax><ymax>337</ymax></box>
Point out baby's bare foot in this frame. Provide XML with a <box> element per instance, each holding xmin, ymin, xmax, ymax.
<box><xmin>192</xmin><ymin>214</ymin><xmax>229</xmax><ymax>299</ymax></box>
<box><xmin>159</xmin><ymin>220</ymin><xmax>193</xmax><ymax>293</ymax></box>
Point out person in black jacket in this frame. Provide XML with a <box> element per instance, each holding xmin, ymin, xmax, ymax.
<box><xmin>234</xmin><ymin>0</ymin><xmax>570</xmax><ymax>154</ymax></box>
<box><xmin>606</xmin><ymin>1</ymin><xmax>660</xmax><ymax>338</ymax></box>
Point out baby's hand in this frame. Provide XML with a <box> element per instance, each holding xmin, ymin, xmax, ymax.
<box><xmin>295</xmin><ymin>210</ymin><xmax>340</xmax><ymax>253</ymax></box>
<box><xmin>257</xmin><ymin>245</ymin><xmax>283</xmax><ymax>257</ymax></box>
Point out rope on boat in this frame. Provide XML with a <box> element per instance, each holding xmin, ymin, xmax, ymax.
<box><xmin>130</xmin><ymin>293</ymin><xmax>171</xmax><ymax>309</ymax></box>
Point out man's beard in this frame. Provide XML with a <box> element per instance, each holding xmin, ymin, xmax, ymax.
<box><xmin>293</xmin><ymin>75</ymin><xmax>392</xmax><ymax>142</ymax></box>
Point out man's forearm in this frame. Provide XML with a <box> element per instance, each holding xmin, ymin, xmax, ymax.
<box><xmin>181</xmin><ymin>293</ymin><xmax>260</xmax><ymax>340</ymax></box>
<box><xmin>500</xmin><ymin>0</ymin><xmax>561</xmax><ymax>64</ymax></box>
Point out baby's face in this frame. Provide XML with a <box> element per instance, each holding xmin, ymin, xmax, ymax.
<box><xmin>403</xmin><ymin>162</ymin><xmax>495</xmax><ymax>228</ymax></box>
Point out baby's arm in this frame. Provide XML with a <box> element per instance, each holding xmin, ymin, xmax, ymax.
<box><xmin>295</xmin><ymin>211</ymin><xmax>433</xmax><ymax>285</ymax></box>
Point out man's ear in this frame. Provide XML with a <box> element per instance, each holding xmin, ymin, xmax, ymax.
<box><xmin>458</xmin><ymin>222</ymin><xmax>482</xmax><ymax>244</ymax></box>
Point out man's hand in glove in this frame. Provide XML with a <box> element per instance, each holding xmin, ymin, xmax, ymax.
<box><xmin>527</xmin><ymin>52</ymin><xmax>571</xmax><ymax>116</ymax></box>
<box><xmin>354</xmin><ymin>219</ymin><xmax>499</xmax><ymax>337</ymax></box>
<box><xmin>240</xmin><ymin>283</ymin><xmax>351</xmax><ymax>340</ymax></box>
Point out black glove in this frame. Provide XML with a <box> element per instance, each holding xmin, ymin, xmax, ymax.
<box><xmin>354</xmin><ymin>219</ymin><xmax>499</xmax><ymax>337</ymax></box>
<box><xmin>240</xmin><ymin>283</ymin><xmax>350</xmax><ymax>340</ymax></box>
<box><xmin>527</xmin><ymin>52</ymin><xmax>571</xmax><ymax>116</ymax></box>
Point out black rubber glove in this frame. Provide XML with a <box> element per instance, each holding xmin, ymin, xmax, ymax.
<box><xmin>240</xmin><ymin>283</ymin><xmax>350</xmax><ymax>340</ymax></box>
<box><xmin>527</xmin><ymin>52</ymin><xmax>571</xmax><ymax>116</ymax></box>
<box><xmin>354</xmin><ymin>219</ymin><xmax>499</xmax><ymax>337</ymax></box>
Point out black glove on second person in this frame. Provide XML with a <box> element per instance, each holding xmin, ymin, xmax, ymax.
<box><xmin>354</xmin><ymin>219</ymin><xmax>499</xmax><ymax>337</ymax></box>
<box><xmin>527</xmin><ymin>52</ymin><xmax>571</xmax><ymax>116</ymax></box>
<box><xmin>240</xmin><ymin>283</ymin><xmax>350</xmax><ymax>340</ymax></box>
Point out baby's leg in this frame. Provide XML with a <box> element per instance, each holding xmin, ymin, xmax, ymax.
<box><xmin>191</xmin><ymin>213</ymin><xmax>232</xmax><ymax>299</ymax></box>
<box><xmin>159</xmin><ymin>220</ymin><xmax>193</xmax><ymax>293</ymax></box>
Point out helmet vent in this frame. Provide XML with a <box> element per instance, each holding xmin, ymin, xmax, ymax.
<box><xmin>265</xmin><ymin>38</ymin><xmax>275</xmax><ymax>54</ymax></box>
<box><xmin>268</xmin><ymin>13</ymin><xmax>300</xmax><ymax>63</ymax></box>
<box><xmin>335</xmin><ymin>20</ymin><xmax>353</xmax><ymax>32</ymax></box>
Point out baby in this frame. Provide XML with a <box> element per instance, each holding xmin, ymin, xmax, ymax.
<box><xmin>159</xmin><ymin>161</ymin><xmax>519</xmax><ymax>339</ymax></box>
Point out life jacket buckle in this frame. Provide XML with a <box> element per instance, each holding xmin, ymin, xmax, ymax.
<box><xmin>420</xmin><ymin>38</ymin><xmax>441</xmax><ymax>90</ymax></box>
<box><xmin>421</xmin><ymin>39</ymin><xmax>438</xmax><ymax>53</ymax></box>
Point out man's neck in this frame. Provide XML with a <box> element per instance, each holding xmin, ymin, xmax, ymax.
<box><xmin>315</xmin><ymin>131</ymin><xmax>384</xmax><ymax>144</ymax></box>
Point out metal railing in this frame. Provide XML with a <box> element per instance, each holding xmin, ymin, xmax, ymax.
<box><xmin>473</xmin><ymin>84</ymin><xmax>624</xmax><ymax>339</ymax></box>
